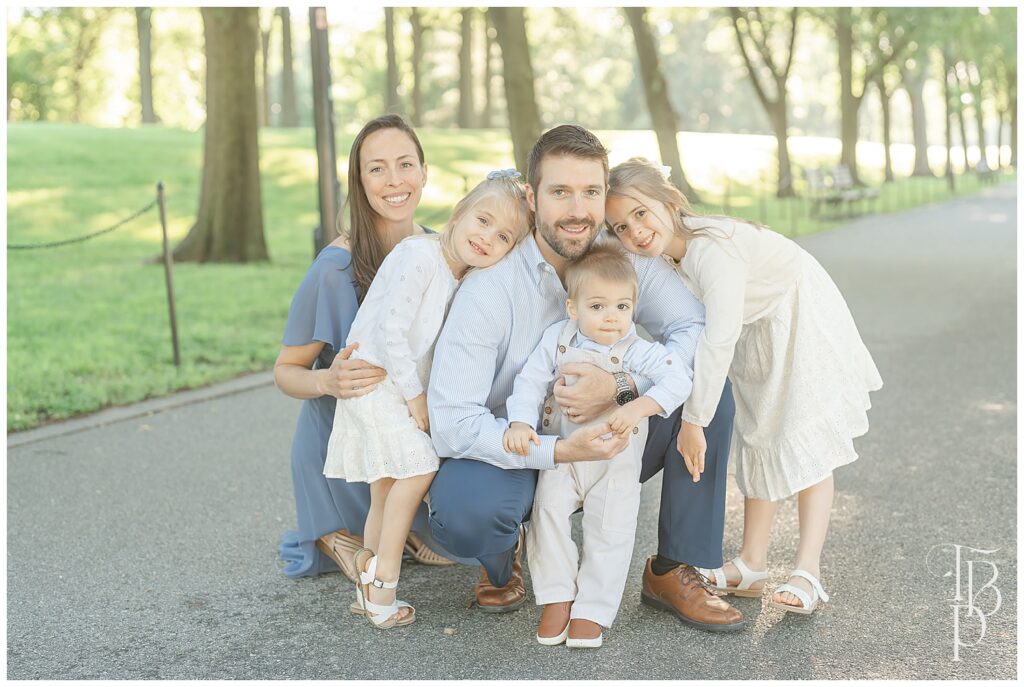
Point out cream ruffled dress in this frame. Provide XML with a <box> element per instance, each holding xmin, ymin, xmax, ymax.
<box><xmin>676</xmin><ymin>217</ymin><xmax>883</xmax><ymax>501</ymax></box>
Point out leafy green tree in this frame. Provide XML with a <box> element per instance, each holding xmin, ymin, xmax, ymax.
<box><xmin>174</xmin><ymin>8</ymin><xmax>267</xmax><ymax>263</ymax></box>
<box><xmin>624</xmin><ymin>7</ymin><xmax>700</xmax><ymax>201</ymax></box>
<box><xmin>728</xmin><ymin>7</ymin><xmax>799</xmax><ymax>197</ymax></box>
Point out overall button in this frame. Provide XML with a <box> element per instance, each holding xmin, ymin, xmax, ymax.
<box><xmin>610</xmin><ymin>356</ymin><xmax>620</xmax><ymax>364</ymax></box>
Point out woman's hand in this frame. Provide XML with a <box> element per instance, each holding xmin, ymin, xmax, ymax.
<box><xmin>406</xmin><ymin>393</ymin><xmax>430</xmax><ymax>434</ymax></box>
<box><xmin>676</xmin><ymin>421</ymin><xmax>707</xmax><ymax>483</ymax></box>
<box><xmin>320</xmin><ymin>343</ymin><xmax>388</xmax><ymax>400</ymax></box>
<box><xmin>551</xmin><ymin>362</ymin><xmax>618</xmax><ymax>424</ymax></box>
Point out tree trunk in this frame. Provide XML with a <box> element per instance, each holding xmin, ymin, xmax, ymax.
<box><xmin>996</xmin><ymin>109</ymin><xmax>1005</xmax><ymax>167</ymax></box>
<box><xmin>410</xmin><ymin>7</ymin><xmax>424</xmax><ymax>126</ymax></box>
<box><xmin>769</xmin><ymin>98</ymin><xmax>795</xmax><ymax>198</ymax></box>
<box><xmin>836</xmin><ymin>8</ymin><xmax>861</xmax><ymax>183</ymax></box>
<box><xmin>901</xmin><ymin>63</ymin><xmax>932</xmax><ymax>176</ymax></box>
<box><xmin>480</xmin><ymin>11</ymin><xmax>494</xmax><ymax>128</ymax></box>
<box><xmin>624</xmin><ymin>7</ymin><xmax>700</xmax><ymax>202</ymax></box>
<box><xmin>878</xmin><ymin>77</ymin><xmax>894</xmax><ymax>182</ymax></box>
<box><xmin>258</xmin><ymin>12</ymin><xmax>270</xmax><ymax>127</ymax></box>
<box><xmin>488</xmin><ymin>7</ymin><xmax>542</xmax><ymax>175</ymax></box>
<box><xmin>385</xmin><ymin>7</ymin><xmax>401</xmax><ymax>114</ymax></box>
<box><xmin>1010</xmin><ymin>66</ymin><xmax>1018</xmax><ymax>168</ymax></box>
<box><xmin>970</xmin><ymin>68</ymin><xmax>988</xmax><ymax>169</ymax></box>
<box><xmin>279</xmin><ymin>7</ymin><xmax>299</xmax><ymax>127</ymax></box>
<box><xmin>955</xmin><ymin>98</ymin><xmax>972</xmax><ymax>172</ymax></box>
<box><xmin>942</xmin><ymin>51</ymin><xmax>956</xmax><ymax>189</ymax></box>
<box><xmin>135</xmin><ymin>8</ymin><xmax>159</xmax><ymax>124</ymax></box>
<box><xmin>174</xmin><ymin>7</ymin><xmax>267</xmax><ymax>263</ymax></box>
<box><xmin>458</xmin><ymin>8</ymin><xmax>475</xmax><ymax>128</ymax></box>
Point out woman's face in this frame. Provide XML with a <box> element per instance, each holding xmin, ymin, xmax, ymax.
<box><xmin>358</xmin><ymin>127</ymin><xmax>427</xmax><ymax>228</ymax></box>
<box><xmin>605</xmin><ymin>189</ymin><xmax>676</xmax><ymax>258</ymax></box>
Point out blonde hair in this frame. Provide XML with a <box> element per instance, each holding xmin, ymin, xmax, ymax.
<box><xmin>437</xmin><ymin>174</ymin><xmax>532</xmax><ymax>263</ymax></box>
<box><xmin>607</xmin><ymin>157</ymin><xmax>762</xmax><ymax>242</ymax></box>
<box><xmin>565</xmin><ymin>242</ymin><xmax>638</xmax><ymax>302</ymax></box>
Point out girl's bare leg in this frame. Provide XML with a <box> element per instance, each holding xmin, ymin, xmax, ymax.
<box><xmin>362</xmin><ymin>478</ymin><xmax>395</xmax><ymax>555</ymax></box>
<box><xmin>721</xmin><ymin>497</ymin><xmax>778</xmax><ymax>588</ymax></box>
<box><xmin>366</xmin><ymin>472</ymin><xmax>436</xmax><ymax>621</ymax></box>
<box><xmin>774</xmin><ymin>474</ymin><xmax>834</xmax><ymax>607</ymax></box>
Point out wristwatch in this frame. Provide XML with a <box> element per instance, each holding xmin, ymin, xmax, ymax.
<box><xmin>613</xmin><ymin>371</ymin><xmax>637</xmax><ymax>406</ymax></box>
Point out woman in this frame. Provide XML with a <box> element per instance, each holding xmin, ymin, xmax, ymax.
<box><xmin>275</xmin><ymin>114</ymin><xmax>459</xmax><ymax>579</ymax></box>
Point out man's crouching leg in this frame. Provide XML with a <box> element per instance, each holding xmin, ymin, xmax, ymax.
<box><xmin>428</xmin><ymin>458</ymin><xmax>537</xmax><ymax>612</ymax></box>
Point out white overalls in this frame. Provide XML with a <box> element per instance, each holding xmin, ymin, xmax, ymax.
<box><xmin>525</xmin><ymin>321</ymin><xmax>649</xmax><ymax>628</ymax></box>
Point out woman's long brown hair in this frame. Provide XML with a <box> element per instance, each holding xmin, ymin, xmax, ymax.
<box><xmin>339</xmin><ymin>114</ymin><xmax>426</xmax><ymax>301</ymax></box>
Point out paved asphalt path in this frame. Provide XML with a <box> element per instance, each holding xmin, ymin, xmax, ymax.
<box><xmin>7</xmin><ymin>183</ymin><xmax>1016</xmax><ymax>679</ymax></box>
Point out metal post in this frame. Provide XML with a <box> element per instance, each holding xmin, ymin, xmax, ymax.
<box><xmin>157</xmin><ymin>181</ymin><xmax>181</xmax><ymax>367</ymax></box>
<box><xmin>310</xmin><ymin>7</ymin><xmax>342</xmax><ymax>256</ymax></box>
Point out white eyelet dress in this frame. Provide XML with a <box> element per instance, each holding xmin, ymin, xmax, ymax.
<box><xmin>323</xmin><ymin>236</ymin><xmax>457</xmax><ymax>483</ymax></box>
<box><xmin>676</xmin><ymin>217</ymin><xmax>883</xmax><ymax>502</ymax></box>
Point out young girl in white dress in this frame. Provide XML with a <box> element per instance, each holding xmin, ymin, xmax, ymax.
<box><xmin>324</xmin><ymin>170</ymin><xmax>531</xmax><ymax>629</ymax></box>
<box><xmin>606</xmin><ymin>158</ymin><xmax>883</xmax><ymax>616</ymax></box>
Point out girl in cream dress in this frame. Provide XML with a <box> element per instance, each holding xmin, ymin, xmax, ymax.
<box><xmin>606</xmin><ymin>158</ymin><xmax>882</xmax><ymax>616</ymax></box>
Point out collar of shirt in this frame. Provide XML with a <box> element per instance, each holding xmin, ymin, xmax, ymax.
<box><xmin>519</xmin><ymin>232</ymin><xmax>559</xmax><ymax>288</ymax></box>
<box><xmin>571</xmin><ymin>323</ymin><xmax>638</xmax><ymax>353</ymax></box>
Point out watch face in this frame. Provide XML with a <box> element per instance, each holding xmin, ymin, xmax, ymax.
<box><xmin>616</xmin><ymin>390</ymin><xmax>637</xmax><ymax>406</ymax></box>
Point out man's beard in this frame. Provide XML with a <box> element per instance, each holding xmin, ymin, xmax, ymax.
<box><xmin>536</xmin><ymin>214</ymin><xmax>598</xmax><ymax>261</ymax></box>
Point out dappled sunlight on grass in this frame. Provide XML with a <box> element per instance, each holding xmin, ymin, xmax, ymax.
<box><xmin>6</xmin><ymin>123</ymin><xmax>1012</xmax><ymax>431</ymax></box>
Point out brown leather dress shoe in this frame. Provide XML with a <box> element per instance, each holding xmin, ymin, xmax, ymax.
<box><xmin>641</xmin><ymin>556</ymin><xmax>747</xmax><ymax>632</ymax></box>
<box><xmin>474</xmin><ymin>529</ymin><xmax>527</xmax><ymax>613</ymax></box>
<box><xmin>536</xmin><ymin>601</ymin><xmax>572</xmax><ymax>645</ymax></box>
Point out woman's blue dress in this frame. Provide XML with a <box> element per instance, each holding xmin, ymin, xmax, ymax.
<box><xmin>277</xmin><ymin>244</ymin><xmax>466</xmax><ymax>577</ymax></box>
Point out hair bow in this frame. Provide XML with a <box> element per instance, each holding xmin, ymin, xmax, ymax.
<box><xmin>486</xmin><ymin>168</ymin><xmax>522</xmax><ymax>180</ymax></box>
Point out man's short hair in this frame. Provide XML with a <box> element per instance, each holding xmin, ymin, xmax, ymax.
<box><xmin>527</xmin><ymin>124</ymin><xmax>610</xmax><ymax>192</ymax></box>
<box><xmin>564</xmin><ymin>242</ymin><xmax>638</xmax><ymax>302</ymax></box>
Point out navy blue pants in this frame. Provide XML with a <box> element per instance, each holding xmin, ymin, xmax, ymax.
<box><xmin>428</xmin><ymin>380</ymin><xmax>735</xmax><ymax>587</ymax></box>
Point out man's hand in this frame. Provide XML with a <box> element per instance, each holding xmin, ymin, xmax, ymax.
<box><xmin>319</xmin><ymin>342</ymin><xmax>388</xmax><ymax>399</ymax></box>
<box><xmin>503</xmin><ymin>421</ymin><xmax>540</xmax><ymax>456</ymax></box>
<box><xmin>554</xmin><ymin>422</ymin><xmax>629</xmax><ymax>464</ymax></box>
<box><xmin>676</xmin><ymin>420</ymin><xmax>706</xmax><ymax>482</ymax></box>
<box><xmin>552</xmin><ymin>362</ymin><xmax>618</xmax><ymax>424</ymax></box>
<box><xmin>406</xmin><ymin>393</ymin><xmax>430</xmax><ymax>434</ymax></box>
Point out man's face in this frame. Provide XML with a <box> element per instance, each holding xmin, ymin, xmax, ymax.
<box><xmin>527</xmin><ymin>155</ymin><xmax>606</xmax><ymax>261</ymax></box>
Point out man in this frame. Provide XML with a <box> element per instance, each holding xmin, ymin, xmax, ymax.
<box><xmin>428</xmin><ymin>124</ymin><xmax>743</xmax><ymax>632</ymax></box>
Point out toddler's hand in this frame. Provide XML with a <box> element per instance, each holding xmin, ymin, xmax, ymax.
<box><xmin>503</xmin><ymin>422</ymin><xmax>540</xmax><ymax>456</ymax></box>
<box><xmin>608</xmin><ymin>404</ymin><xmax>643</xmax><ymax>436</ymax></box>
<box><xmin>406</xmin><ymin>393</ymin><xmax>430</xmax><ymax>434</ymax></box>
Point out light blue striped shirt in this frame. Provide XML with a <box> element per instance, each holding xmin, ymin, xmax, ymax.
<box><xmin>428</xmin><ymin>233</ymin><xmax>704</xmax><ymax>471</ymax></box>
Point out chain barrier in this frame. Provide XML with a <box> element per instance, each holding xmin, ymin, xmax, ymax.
<box><xmin>7</xmin><ymin>198</ymin><xmax>158</xmax><ymax>250</ymax></box>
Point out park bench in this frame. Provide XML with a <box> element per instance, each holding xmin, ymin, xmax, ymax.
<box><xmin>976</xmin><ymin>160</ymin><xmax>1000</xmax><ymax>185</ymax></box>
<box><xmin>804</xmin><ymin>167</ymin><xmax>861</xmax><ymax>218</ymax></box>
<box><xmin>830</xmin><ymin>164</ymin><xmax>879</xmax><ymax>214</ymax></box>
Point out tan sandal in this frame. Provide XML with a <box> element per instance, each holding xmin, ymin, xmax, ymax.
<box><xmin>404</xmin><ymin>532</ymin><xmax>455</xmax><ymax>566</ymax></box>
<box><xmin>315</xmin><ymin>529</ymin><xmax>363</xmax><ymax>583</ymax></box>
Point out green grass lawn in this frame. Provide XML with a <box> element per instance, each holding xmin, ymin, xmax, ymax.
<box><xmin>6</xmin><ymin>123</ymin><xmax>1009</xmax><ymax>431</ymax></box>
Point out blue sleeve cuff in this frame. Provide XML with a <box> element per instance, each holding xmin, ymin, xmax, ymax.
<box><xmin>523</xmin><ymin>434</ymin><xmax>558</xmax><ymax>470</ymax></box>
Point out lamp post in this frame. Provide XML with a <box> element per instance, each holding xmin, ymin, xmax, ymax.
<box><xmin>309</xmin><ymin>7</ymin><xmax>342</xmax><ymax>256</ymax></box>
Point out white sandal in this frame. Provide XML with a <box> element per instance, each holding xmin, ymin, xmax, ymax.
<box><xmin>698</xmin><ymin>557</ymin><xmax>768</xmax><ymax>597</ymax></box>
<box><xmin>769</xmin><ymin>569</ymin><xmax>830</xmax><ymax>615</ymax></box>
<box><xmin>354</xmin><ymin>548</ymin><xmax>416</xmax><ymax>629</ymax></box>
